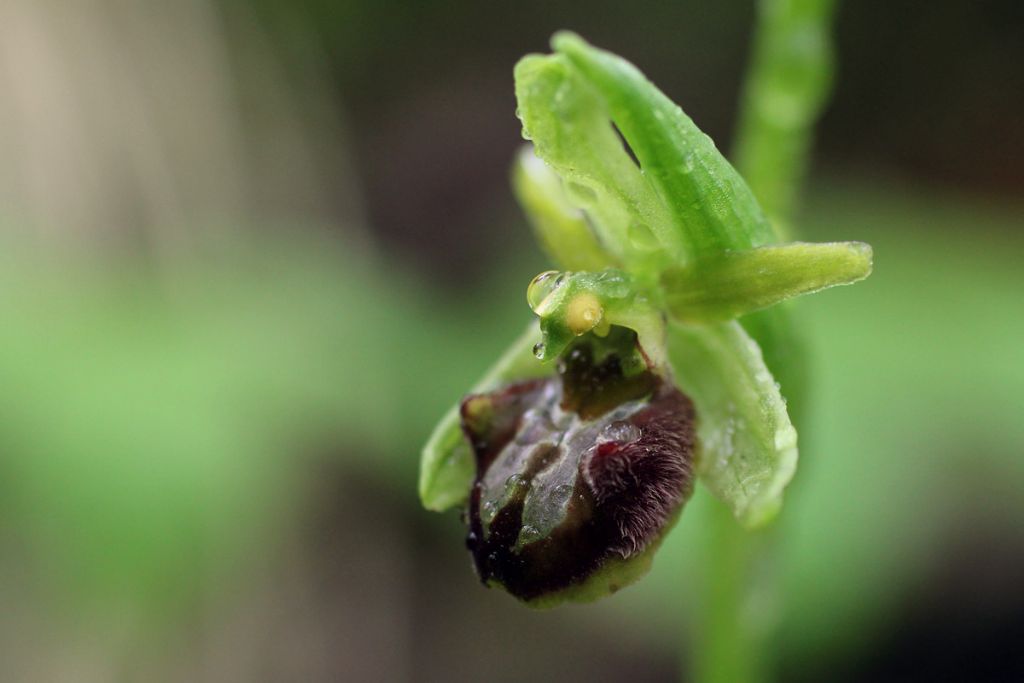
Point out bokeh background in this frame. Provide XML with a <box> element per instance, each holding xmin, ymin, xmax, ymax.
<box><xmin>1</xmin><ymin>1</ymin><xmax>1021</xmax><ymax>681</ymax></box>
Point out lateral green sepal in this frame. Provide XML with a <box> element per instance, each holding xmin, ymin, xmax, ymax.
<box><xmin>668</xmin><ymin>320</ymin><xmax>797</xmax><ymax>528</ymax></box>
<box><xmin>662</xmin><ymin>241</ymin><xmax>873</xmax><ymax>322</ymax></box>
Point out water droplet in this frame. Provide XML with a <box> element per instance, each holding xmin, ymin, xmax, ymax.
<box><xmin>482</xmin><ymin>500</ymin><xmax>498</xmax><ymax>521</ymax></box>
<box><xmin>519</xmin><ymin>525</ymin><xmax>542</xmax><ymax>544</ymax></box>
<box><xmin>532</xmin><ymin>342</ymin><xmax>546</xmax><ymax>359</ymax></box>
<box><xmin>554</xmin><ymin>483</ymin><xmax>575</xmax><ymax>497</ymax></box>
<box><xmin>681</xmin><ymin>153</ymin><xmax>695</xmax><ymax>173</ymax></box>
<box><xmin>566</xmin><ymin>182</ymin><xmax>598</xmax><ymax>203</ymax></box>
<box><xmin>553</xmin><ymin>83</ymin><xmax>569</xmax><ymax>106</ymax></box>
<box><xmin>628</xmin><ymin>222</ymin><xmax>659</xmax><ymax>250</ymax></box>
<box><xmin>598</xmin><ymin>275</ymin><xmax>630</xmax><ymax>300</ymax></box>
<box><xmin>506</xmin><ymin>473</ymin><xmax>529</xmax><ymax>490</ymax></box>
<box><xmin>465</xmin><ymin>531</ymin><xmax>479</xmax><ymax>549</ymax></box>
<box><xmin>527</xmin><ymin>270</ymin><xmax>562</xmax><ymax>311</ymax></box>
<box><xmin>599</xmin><ymin>420</ymin><xmax>641</xmax><ymax>445</ymax></box>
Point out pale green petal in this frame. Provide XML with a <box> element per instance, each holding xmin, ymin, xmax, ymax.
<box><xmin>419</xmin><ymin>322</ymin><xmax>548</xmax><ymax>511</ymax></box>
<box><xmin>511</xmin><ymin>147</ymin><xmax>615</xmax><ymax>272</ymax></box>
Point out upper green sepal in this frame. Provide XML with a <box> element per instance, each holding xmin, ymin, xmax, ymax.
<box><xmin>514</xmin><ymin>45</ymin><xmax>681</xmax><ymax>270</ymax></box>
<box><xmin>551</xmin><ymin>31</ymin><xmax>777</xmax><ymax>257</ymax></box>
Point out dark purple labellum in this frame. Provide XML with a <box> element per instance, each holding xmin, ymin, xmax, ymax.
<box><xmin>460</xmin><ymin>331</ymin><xmax>696</xmax><ymax>603</ymax></box>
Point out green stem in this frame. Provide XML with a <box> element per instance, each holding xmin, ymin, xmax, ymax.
<box><xmin>692</xmin><ymin>1</ymin><xmax>839</xmax><ymax>681</ymax></box>
<box><xmin>733</xmin><ymin>0</ymin><xmax>839</xmax><ymax>237</ymax></box>
<box><xmin>694</xmin><ymin>499</ymin><xmax>775</xmax><ymax>683</ymax></box>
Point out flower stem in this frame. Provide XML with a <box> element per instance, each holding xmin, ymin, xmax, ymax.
<box><xmin>692</xmin><ymin>498</ymin><xmax>777</xmax><ymax>683</ymax></box>
<box><xmin>690</xmin><ymin>1</ymin><xmax>839</xmax><ymax>681</ymax></box>
<box><xmin>734</xmin><ymin>0</ymin><xmax>840</xmax><ymax>235</ymax></box>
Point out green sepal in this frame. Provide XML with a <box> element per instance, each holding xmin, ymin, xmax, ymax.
<box><xmin>511</xmin><ymin>147</ymin><xmax>616</xmax><ymax>272</ymax></box>
<box><xmin>514</xmin><ymin>51</ymin><xmax>680</xmax><ymax>269</ymax></box>
<box><xmin>419</xmin><ymin>323</ymin><xmax>549</xmax><ymax>511</ymax></box>
<box><xmin>553</xmin><ymin>32</ymin><xmax>776</xmax><ymax>258</ymax></box>
<box><xmin>668</xmin><ymin>320</ymin><xmax>797</xmax><ymax>528</ymax></box>
<box><xmin>662</xmin><ymin>241</ymin><xmax>873</xmax><ymax>322</ymax></box>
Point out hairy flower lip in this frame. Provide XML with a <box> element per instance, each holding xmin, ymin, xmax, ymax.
<box><xmin>461</xmin><ymin>333</ymin><xmax>696</xmax><ymax>603</ymax></box>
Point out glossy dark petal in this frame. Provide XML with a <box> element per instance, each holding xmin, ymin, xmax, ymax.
<box><xmin>461</xmin><ymin>334</ymin><xmax>696</xmax><ymax>603</ymax></box>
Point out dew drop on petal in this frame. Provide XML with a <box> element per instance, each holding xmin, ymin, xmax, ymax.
<box><xmin>527</xmin><ymin>270</ymin><xmax>562</xmax><ymax>311</ymax></box>
<box><xmin>506</xmin><ymin>473</ymin><xmax>529</xmax><ymax>491</ymax></box>
<box><xmin>566</xmin><ymin>182</ymin><xmax>598</xmax><ymax>203</ymax></box>
<box><xmin>554</xmin><ymin>483</ymin><xmax>575</xmax><ymax>497</ymax></box>
<box><xmin>519</xmin><ymin>524</ymin><xmax>542</xmax><ymax>544</ymax></box>
<box><xmin>628</xmin><ymin>222</ymin><xmax>659</xmax><ymax>250</ymax></box>
<box><xmin>681</xmin><ymin>152</ymin><xmax>695</xmax><ymax>174</ymax></box>
<box><xmin>598</xmin><ymin>420</ymin><xmax>641</xmax><ymax>445</ymax></box>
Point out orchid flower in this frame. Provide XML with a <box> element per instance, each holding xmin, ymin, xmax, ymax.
<box><xmin>419</xmin><ymin>33</ymin><xmax>871</xmax><ymax>605</ymax></box>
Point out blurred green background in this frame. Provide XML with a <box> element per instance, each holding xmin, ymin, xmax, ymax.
<box><xmin>0</xmin><ymin>1</ymin><xmax>1021</xmax><ymax>681</ymax></box>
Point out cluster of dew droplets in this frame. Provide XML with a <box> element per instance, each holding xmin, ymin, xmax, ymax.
<box><xmin>527</xmin><ymin>270</ymin><xmax>567</xmax><ymax>358</ymax></box>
